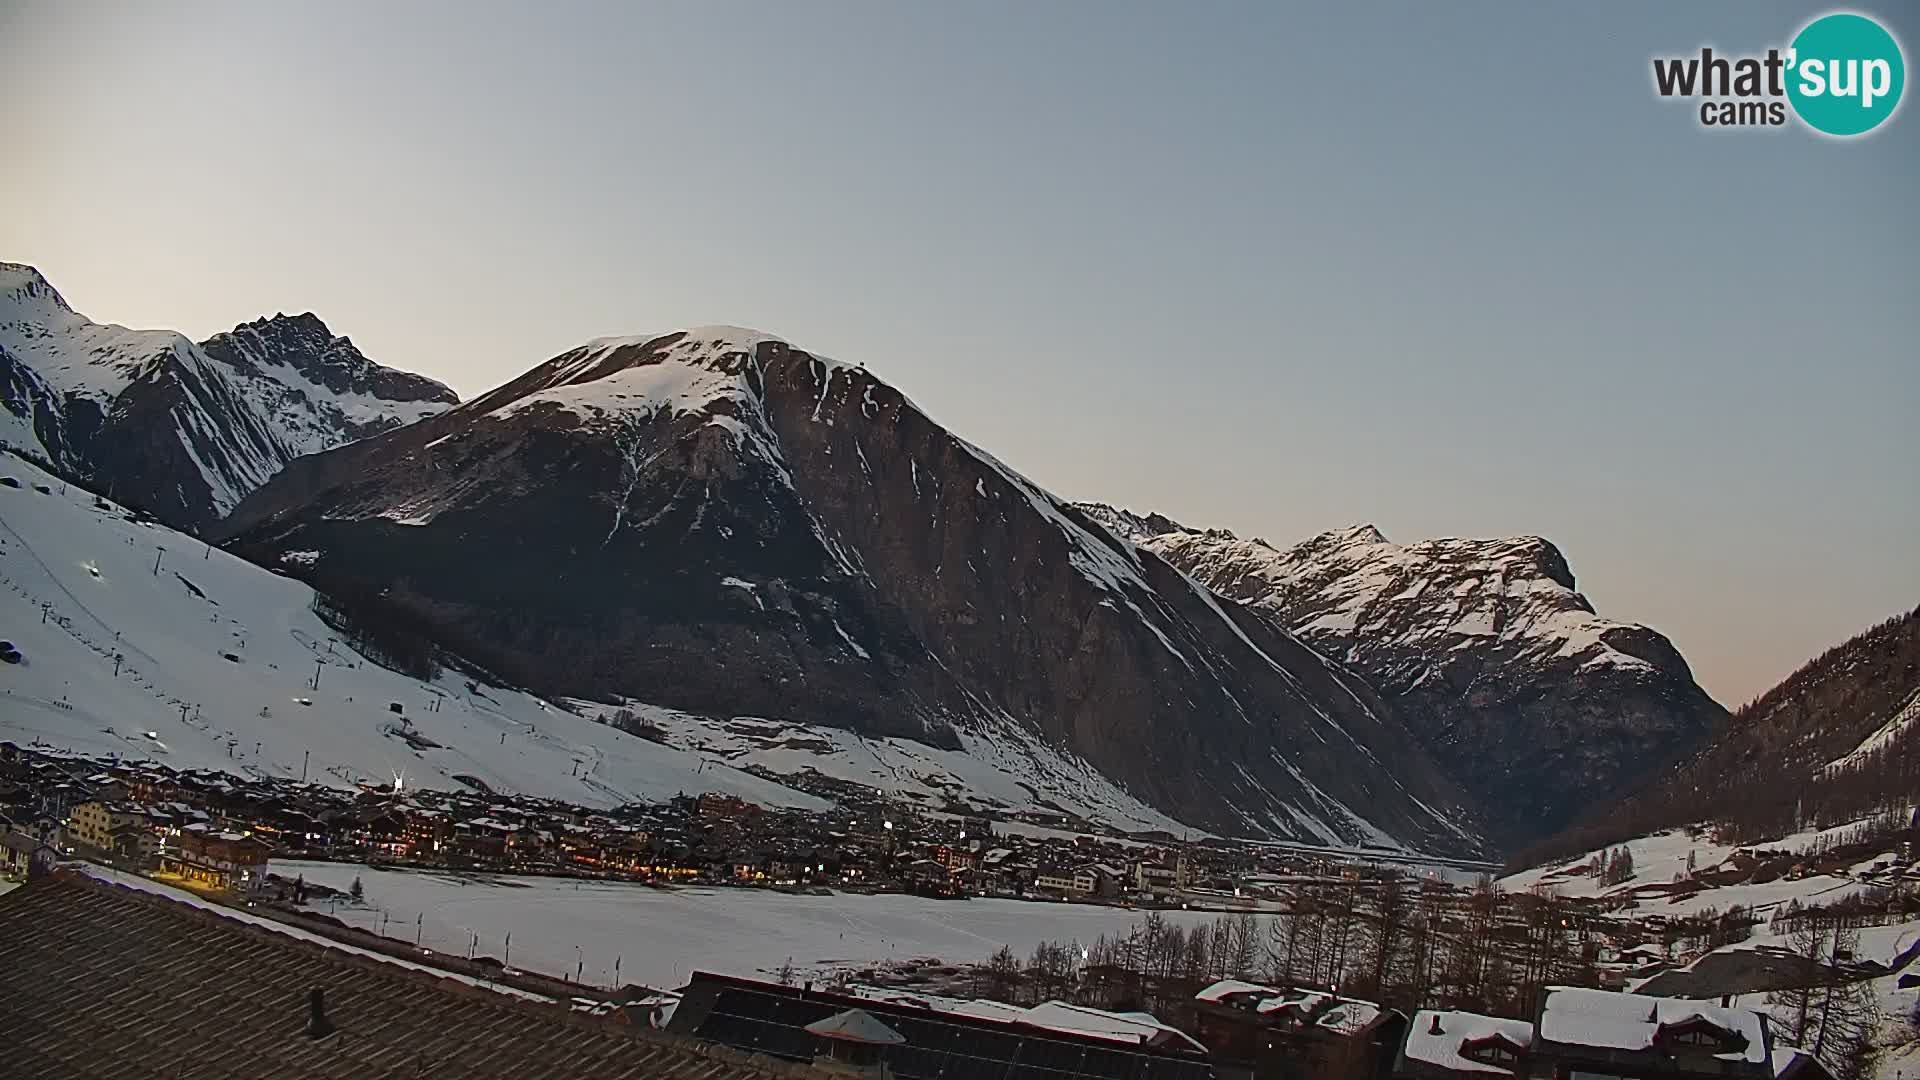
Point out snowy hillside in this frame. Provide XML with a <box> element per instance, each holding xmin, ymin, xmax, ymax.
<box><xmin>1071</xmin><ymin>508</ymin><xmax>1725</xmax><ymax>848</ymax></box>
<box><xmin>571</xmin><ymin>706</ymin><xmax>1191</xmax><ymax>835</ymax></box>
<box><xmin>0</xmin><ymin>262</ymin><xmax>457</xmax><ymax>531</ymax></box>
<box><xmin>0</xmin><ymin>453</ymin><xmax>817</xmax><ymax>809</ymax></box>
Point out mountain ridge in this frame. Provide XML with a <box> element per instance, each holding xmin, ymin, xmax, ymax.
<box><xmin>0</xmin><ymin>261</ymin><xmax>458</xmax><ymax>532</ymax></box>
<box><xmin>1067</xmin><ymin>502</ymin><xmax>1728</xmax><ymax>848</ymax></box>
<box><xmin>220</xmin><ymin>327</ymin><xmax>1486</xmax><ymax>854</ymax></box>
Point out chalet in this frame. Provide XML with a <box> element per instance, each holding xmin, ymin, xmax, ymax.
<box><xmin>1395</xmin><ymin>1010</ymin><xmax>1535</xmax><ymax>1080</ymax></box>
<box><xmin>1</xmin><ymin>829</ymin><xmax>38</xmax><ymax>879</ymax></box>
<box><xmin>402</xmin><ymin>808</ymin><xmax>454</xmax><ymax>856</ymax></box>
<box><xmin>935</xmin><ymin>844</ymin><xmax>978</xmax><ymax>875</ymax></box>
<box><xmin>162</xmin><ymin>825</ymin><xmax>273</xmax><ymax>890</ymax></box>
<box><xmin>1771</xmin><ymin>1048</ymin><xmax>1837</xmax><ymax>1080</ymax></box>
<box><xmin>109</xmin><ymin>819</ymin><xmax>158</xmax><ymax>866</ymax></box>
<box><xmin>1085</xmin><ymin>863</ymin><xmax>1127</xmax><ymax>898</ymax></box>
<box><xmin>699</xmin><ymin>793</ymin><xmax>760</xmax><ymax>820</ymax></box>
<box><xmin>1034</xmin><ymin>868</ymin><xmax>1086</xmax><ymax>895</ymax></box>
<box><xmin>82</xmin><ymin>773</ymin><xmax>131</xmax><ymax>803</ymax></box>
<box><xmin>1194</xmin><ymin>979</ymin><xmax>1400</xmax><ymax>1080</ymax></box>
<box><xmin>65</xmin><ymin>800</ymin><xmax>154</xmax><ymax>852</ymax></box>
<box><xmin>669</xmin><ymin>970</ymin><xmax>1217</xmax><ymax>1079</ymax></box>
<box><xmin>1533</xmin><ymin>986</ymin><xmax>1774</xmax><ymax>1080</ymax></box>
<box><xmin>1137</xmin><ymin>860</ymin><xmax>1182</xmax><ymax>895</ymax></box>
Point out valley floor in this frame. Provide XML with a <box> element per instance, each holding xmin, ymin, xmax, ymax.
<box><xmin>272</xmin><ymin>858</ymin><xmax>1255</xmax><ymax>992</ymax></box>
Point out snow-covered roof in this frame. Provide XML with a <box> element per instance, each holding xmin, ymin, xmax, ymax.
<box><xmin>844</xmin><ymin>985</ymin><xmax>1204</xmax><ymax>1052</ymax></box>
<box><xmin>1196</xmin><ymin>978</ymin><xmax>1277</xmax><ymax>1003</ymax></box>
<box><xmin>1021</xmin><ymin>1001</ymin><xmax>1206</xmax><ymax>1051</ymax></box>
<box><xmin>805</xmin><ymin>1008</ymin><xmax>905</xmax><ymax>1045</ymax></box>
<box><xmin>1404</xmin><ymin>1010</ymin><xmax>1536</xmax><ymax>1075</ymax></box>
<box><xmin>1537</xmin><ymin>987</ymin><xmax>1767</xmax><ymax>1065</ymax></box>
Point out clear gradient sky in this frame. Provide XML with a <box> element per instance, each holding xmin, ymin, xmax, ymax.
<box><xmin>3</xmin><ymin>2</ymin><xmax>1914</xmax><ymax>707</ymax></box>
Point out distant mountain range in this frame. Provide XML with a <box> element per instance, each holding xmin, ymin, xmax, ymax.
<box><xmin>1</xmin><ymin>261</ymin><xmax>1759</xmax><ymax>855</ymax></box>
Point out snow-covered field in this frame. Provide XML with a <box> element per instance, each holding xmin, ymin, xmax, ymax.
<box><xmin>0</xmin><ymin>455</ymin><xmax>1188</xmax><ymax>829</ymax></box>
<box><xmin>275</xmin><ymin>859</ymin><xmax>1241</xmax><ymax>991</ymax></box>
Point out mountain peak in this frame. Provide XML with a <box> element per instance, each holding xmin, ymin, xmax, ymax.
<box><xmin>0</xmin><ymin>262</ymin><xmax>76</xmax><ymax>319</ymax></box>
<box><xmin>467</xmin><ymin>326</ymin><xmax>857</xmax><ymax>428</ymax></box>
<box><xmin>1070</xmin><ymin>502</ymin><xmax>1200</xmax><ymax>544</ymax></box>
<box><xmin>200</xmin><ymin>314</ymin><xmax>458</xmax><ymax>407</ymax></box>
<box><xmin>1334</xmin><ymin>523</ymin><xmax>1390</xmax><ymax>545</ymax></box>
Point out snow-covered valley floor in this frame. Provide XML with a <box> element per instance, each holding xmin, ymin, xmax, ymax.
<box><xmin>274</xmin><ymin>859</ymin><xmax>1242</xmax><ymax>992</ymax></box>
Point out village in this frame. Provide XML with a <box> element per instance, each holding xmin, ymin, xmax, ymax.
<box><xmin>0</xmin><ymin>736</ymin><xmax>1435</xmax><ymax>903</ymax></box>
<box><xmin>3</xmin><ymin>737</ymin><xmax>1916</xmax><ymax>1080</ymax></box>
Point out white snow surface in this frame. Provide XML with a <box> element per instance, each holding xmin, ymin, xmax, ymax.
<box><xmin>273</xmin><ymin>859</ymin><xmax>1265</xmax><ymax>993</ymax></box>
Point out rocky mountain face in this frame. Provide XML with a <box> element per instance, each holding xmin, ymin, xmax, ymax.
<box><xmin>0</xmin><ymin>263</ymin><xmax>457</xmax><ymax>533</ymax></box>
<box><xmin>1071</xmin><ymin>507</ymin><xmax>1727</xmax><ymax>848</ymax></box>
<box><xmin>1514</xmin><ymin>605</ymin><xmax>1920</xmax><ymax>867</ymax></box>
<box><xmin>220</xmin><ymin>328</ymin><xmax>1485</xmax><ymax>853</ymax></box>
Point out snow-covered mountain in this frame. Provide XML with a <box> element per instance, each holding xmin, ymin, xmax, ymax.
<box><xmin>1071</xmin><ymin>506</ymin><xmax>1727</xmax><ymax>847</ymax></box>
<box><xmin>220</xmin><ymin>328</ymin><xmax>1486</xmax><ymax>854</ymax></box>
<box><xmin>0</xmin><ymin>263</ymin><xmax>457</xmax><ymax>532</ymax></box>
<box><xmin>0</xmin><ymin>449</ymin><xmax>1205</xmax><ymax>829</ymax></box>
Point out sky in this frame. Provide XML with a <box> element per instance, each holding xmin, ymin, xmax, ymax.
<box><xmin>1</xmin><ymin>2</ymin><xmax>1913</xmax><ymax>707</ymax></box>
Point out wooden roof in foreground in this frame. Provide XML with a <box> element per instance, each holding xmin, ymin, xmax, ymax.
<box><xmin>0</xmin><ymin>869</ymin><xmax>811</xmax><ymax>1079</ymax></box>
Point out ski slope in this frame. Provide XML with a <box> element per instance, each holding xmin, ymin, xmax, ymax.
<box><xmin>0</xmin><ymin>454</ymin><xmax>823</xmax><ymax>809</ymax></box>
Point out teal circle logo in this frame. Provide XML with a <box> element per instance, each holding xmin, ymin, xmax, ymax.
<box><xmin>1786</xmin><ymin>13</ymin><xmax>1905</xmax><ymax>136</ymax></box>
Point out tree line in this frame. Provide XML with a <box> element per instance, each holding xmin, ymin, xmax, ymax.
<box><xmin>972</xmin><ymin>876</ymin><xmax>1594</xmax><ymax>1024</ymax></box>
